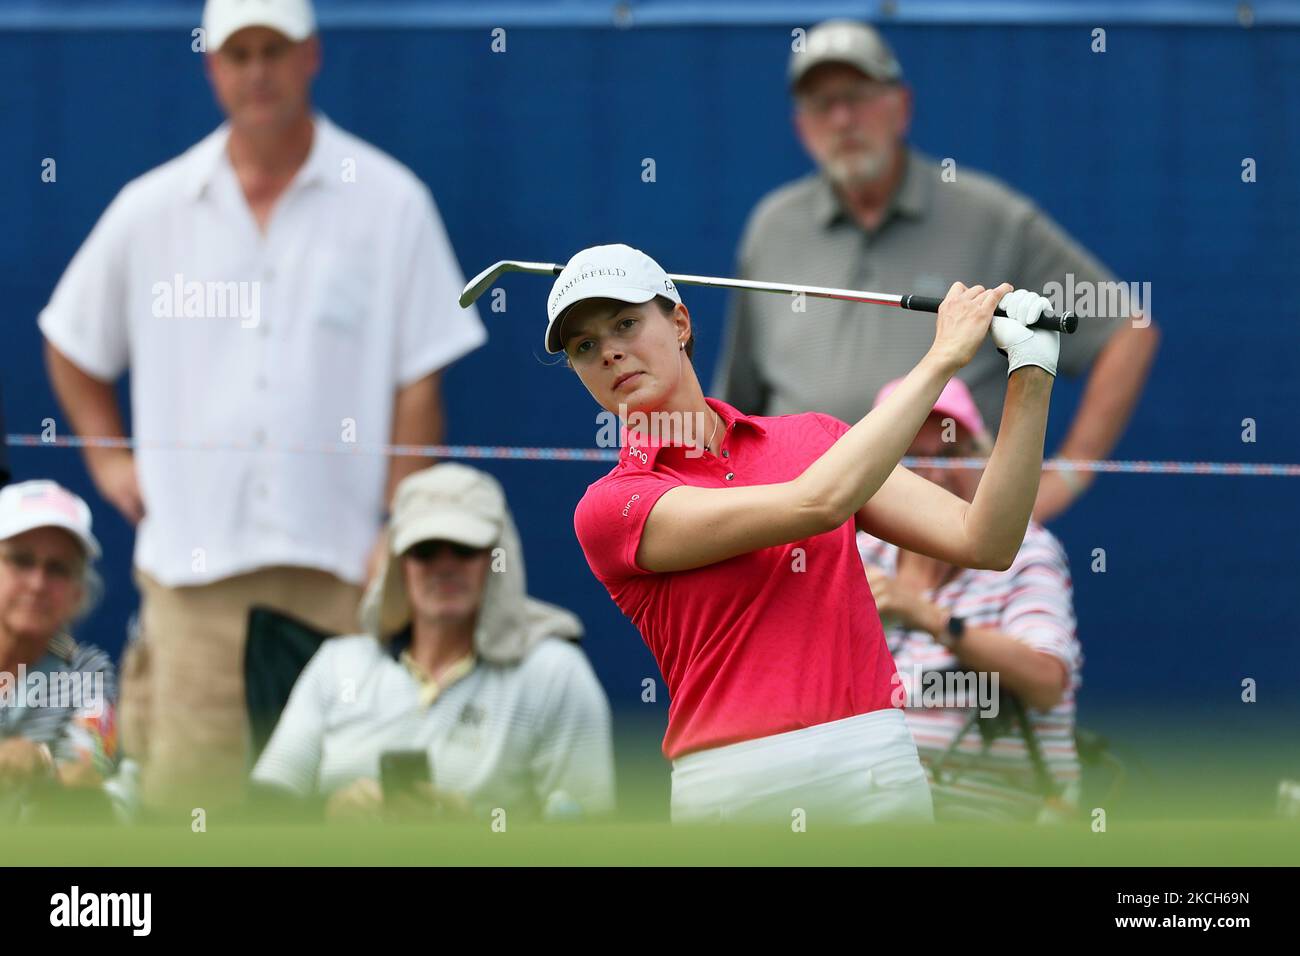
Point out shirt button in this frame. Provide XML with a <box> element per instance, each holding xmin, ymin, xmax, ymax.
<box><xmin>722</xmin><ymin>449</ymin><xmax>730</xmax><ymax>458</ymax></box>
<box><xmin>725</xmin><ymin>472</ymin><xmax>735</xmax><ymax>481</ymax></box>
<box><xmin>255</xmin><ymin>375</ymin><xmax>268</xmax><ymax>390</ymax></box>
<box><xmin>253</xmin><ymin>428</ymin><xmax>267</xmax><ymax>446</ymax></box>
<box><xmin>264</xmin><ymin>267</ymin><xmax>276</xmax><ymax>282</ymax></box>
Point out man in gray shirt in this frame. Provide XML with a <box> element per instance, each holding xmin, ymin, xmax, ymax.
<box><xmin>713</xmin><ymin>20</ymin><xmax>1160</xmax><ymax>522</ymax></box>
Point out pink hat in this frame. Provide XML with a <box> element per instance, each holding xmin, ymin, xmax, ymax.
<box><xmin>873</xmin><ymin>376</ymin><xmax>988</xmax><ymax>442</ymax></box>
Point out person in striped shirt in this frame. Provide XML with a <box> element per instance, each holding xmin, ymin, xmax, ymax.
<box><xmin>857</xmin><ymin>378</ymin><xmax>1082</xmax><ymax>822</ymax></box>
<box><xmin>0</xmin><ymin>481</ymin><xmax>118</xmax><ymax>820</ymax></box>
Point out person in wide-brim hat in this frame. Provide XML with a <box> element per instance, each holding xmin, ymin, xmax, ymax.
<box><xmin>252</xmin><ymin>463</ymin><xmax>615</xmax><ymax>822</ymax></box>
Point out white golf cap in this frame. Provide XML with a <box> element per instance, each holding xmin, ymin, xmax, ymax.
<box><xmin>201</xmin><ymin>0</ymin><xmax>316</xmax><ymax>53</ymax></box>
<box><xmin>545</xmin><ymin>243</ymin><xmax>681</xmax><ymax>354</ymax></box>
<box><xmin>0</xmin><ymin>480</ymin><xmax>101</xmax><ymax>561</ymax></box>
<box><xmin>788</xmin><ymin>20</ymin><xmax>903</xmax><ymax>91</ymax></box>
<box><xmin>388</xmin><ymin>463</ymin><xmax>504</xmax><ymax>557</ymax></box>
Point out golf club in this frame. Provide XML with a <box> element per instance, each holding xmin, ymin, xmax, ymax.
<box><xmin>459</xmin><ymin>259</ymin><xmax>1079</xmax><ymax>333</ymax></box>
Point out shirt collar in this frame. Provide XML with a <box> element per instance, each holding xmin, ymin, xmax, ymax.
<box><xmin>813</xmin><ymin>146</ymin><xmax>931</xmax><ymax>230</ymax></box>
<box><xmin>187</xmin><ymin>112</ymin><xmax>338</xmax><ymax>202</ymax></box>
<box><xmin>17</xmin><ymin>633</ymin><xmax>77</xmax><ymax>681</ymax></box>
<box><xmin>43</xmin><ymin>632</ymin><xmax>77</xmax><ymax>667</ymax></box>
<box><xmin>620</xmin><ymin>397</ymin><xmax>766</xmax><ymax>470</ymax></box>
<box><xmin>387</xmin><ymin>626</ymin><xmax>477</xmax><ymax>708</ymax></box>
<box><xmin>400</xmin><ymin>650</ymin><xmax>477</xmax><ymax>708</ymax></box>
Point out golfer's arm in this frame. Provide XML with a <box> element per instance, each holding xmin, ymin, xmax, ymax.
<box><xmin>636</xmin><ymin>354</ymin><xmax>955</xmax><ymax>573</ymax></box>
<box><xmin>964</xmin><ymin>368</ymin><xmax>1054</xmax><ymax>566</ymax></box>
<box><xmin>857</xmin><ymin>368</ymin><xmax>1054</xmax><ymax>570</ymax></box>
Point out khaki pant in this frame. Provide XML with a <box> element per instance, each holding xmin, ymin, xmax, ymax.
<box><xmin>119</xmin><ymin>566</ymin><xmax>362</xmax><ymax>814</ymax></box>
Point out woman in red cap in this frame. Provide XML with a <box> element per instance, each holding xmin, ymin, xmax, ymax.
<box><xmin>551</xmin><ymin>243</ymin><xmax>1060</xmax><ymax>824</ymax></box>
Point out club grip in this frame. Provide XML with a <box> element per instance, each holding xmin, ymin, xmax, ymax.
<box><xmin>902</xmin><ymin>294</ymin><xmax>1077</xmax><ymax>334</ymax></box>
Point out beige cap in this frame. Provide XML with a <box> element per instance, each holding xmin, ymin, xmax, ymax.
<box><xmin>388</xmin><ymin>463</ymin><xmax>505</xmax><ymax>557</ymax></box>
<box><xmin>789</xmin><ymin>20</ymin><xmax>903</xmax><ymax>91</ymax></box>
<box><xmin>361</xmin><ymin>462</ymin><xmax>584</xmax><ymax>662</ymax></box>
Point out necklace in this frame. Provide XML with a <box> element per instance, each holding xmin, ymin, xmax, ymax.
<box><xmin>702</xmin><ymin>410</ymin><xmax>721</xmax><ymax>454</ymax></box>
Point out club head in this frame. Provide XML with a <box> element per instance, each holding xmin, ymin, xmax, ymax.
<box><xmin>458</xmin><ymin>260</ymin><xmax>562</xmax><ymax>308</ymax></box>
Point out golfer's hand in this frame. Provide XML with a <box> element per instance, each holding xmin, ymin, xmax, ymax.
<box><xmin>931</xmin><ymin>282</ymin><xmax>1015</xmax><ymax>373</ymax></box>
<box><xmin>992</xmin><ymin>289</ymin><xmax>1059</xmax><ymax>377</ymax></box>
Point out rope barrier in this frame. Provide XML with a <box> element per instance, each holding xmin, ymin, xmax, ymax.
<box><xmin>7</xmin><ymin>434</ymin><xmax>1298</xmax><ymax>476</ymax></box>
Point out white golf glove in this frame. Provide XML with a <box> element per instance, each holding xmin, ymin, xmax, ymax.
<box><xmin>991</xmin><ymin>288</ymin><xmax>1059</xmax><ymax>377</ymax></box>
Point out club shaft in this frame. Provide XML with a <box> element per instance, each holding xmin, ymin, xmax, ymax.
<box><xmin>461</xmin><ymin>261</ymin><xmax>1077</xmax><ymax>333</ymax></box>
<box><xmin>666</xmin><ymin>272</ymin><xmax>904</xmax><ymax>308</ymax></box>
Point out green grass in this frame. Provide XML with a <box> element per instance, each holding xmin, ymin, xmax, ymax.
<box><xmin>4</xmin><ymin>819</ymin><xmax>1297</xmax><ymax>866</ymax></box>
<box><xmin>9</xmin><ymin>713</ymin><xmax>1295</xmax><ymax>866</ymax></box>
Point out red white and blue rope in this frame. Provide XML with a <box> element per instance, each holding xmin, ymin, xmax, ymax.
<box><xmin>6</xmin><ymin>434</ymin><xmax>1299</xmax><ymax>476</ymax></box>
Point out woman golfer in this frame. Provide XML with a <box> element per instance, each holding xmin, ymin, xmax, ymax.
<box><xmin>553</xmin><ymin>244</ymin><xmax>1059</xmax><ymax>824</ymax></box>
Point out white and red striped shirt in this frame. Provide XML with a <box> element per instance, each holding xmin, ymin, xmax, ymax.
<box><xmin>858</xmin><ymin>522</ymin><xmax>1082</xmax><ymax>821</ymax></box>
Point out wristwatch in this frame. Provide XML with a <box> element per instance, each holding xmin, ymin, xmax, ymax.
<box><xmin>943</xmin><ymin>614</ymin><xmax>967</xmax><ymax>648</ymax></box>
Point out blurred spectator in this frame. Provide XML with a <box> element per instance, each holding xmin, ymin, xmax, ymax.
<box><xmin>857</xmin><ymin>378</ymin><xmax>1082</xmax><ymax>821</ymax></box>
<box><xmin>38</xmin><ymin>0</ymin><xmax>485</xmax><ymax>811</ymax></box>
<box><xmin>252</xmin><ymin>464</ymin><xmax>615</xmax><ymax>823</ymax></box>
<box><xmin>0</xmin><ymin>481</ymin><xmax>118</xmax><ymax>820</ymax></box>
<box><xmin>714</xmin><ymin>18</ymin><xmax>1159</xmax><ymax>522</ymax></box>
<box><xmin>0</xmin><ymin>392</ymin><xmax>9</xmax><ymax>488</ymax></box>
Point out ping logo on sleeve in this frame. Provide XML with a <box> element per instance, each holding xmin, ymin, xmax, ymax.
<box><xmin>621</xmin><ymin>493</ymin><xmax>641</xmax><ymax>518</ymax></box>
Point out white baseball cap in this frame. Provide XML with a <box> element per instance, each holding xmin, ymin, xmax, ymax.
<box><xmin>545</xmin><ymin>244</ymin><xmax>681</xmax><ymax>354</ymax></box>
<box><xmin>0</xmin><ymin>480</ymin><xmax>101</xmax><ymax>560</ymax></box>
<box><xmin>201</xmin><ymin>0</ymin><xmax>316</xmax><ymax>53</ymax></box>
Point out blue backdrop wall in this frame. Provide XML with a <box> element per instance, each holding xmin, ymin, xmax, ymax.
<box><xmin>2</xmin><ymin>4</ymin><xmax>1297</xmax><ymax>760</ymax></box>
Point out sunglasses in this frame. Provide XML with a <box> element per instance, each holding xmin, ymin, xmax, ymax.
<box><xmin>404</xmin><ymin>540</ymin><xmax>490</xmax><ymax>562</ymax></box>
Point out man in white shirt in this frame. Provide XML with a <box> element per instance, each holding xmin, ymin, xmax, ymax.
<box><xmin>252</xmin><ymin>464</ymin><xmax>616</xmax><ymax>823</ymax></box>
<box><xmin>39</xmin><ymin>0</ymin><xmax>486</xmax><ymax>812</ymax></box>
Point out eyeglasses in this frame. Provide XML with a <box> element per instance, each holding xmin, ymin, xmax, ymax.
<box><xmin>404</xmin><ymin>540</ymin><xmax>490</xmax><ymax>562</ymax></box>
<box><xmin>0</xmin><ymin>549</ymin><xmax>81</xmax><ymax>583</ymax></box>
<box><xmin>797</xmin><ymin>81</ymin><xmax>895</xmax><ymax>118</ymax></box>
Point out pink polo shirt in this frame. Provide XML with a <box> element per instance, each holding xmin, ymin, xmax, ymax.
<box><xmin>574</xmin><ymin>397</ymin><xmax>898</xmax><ymax>759</ymax></box>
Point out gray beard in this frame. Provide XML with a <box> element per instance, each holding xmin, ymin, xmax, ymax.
<box><xmin>822</xmin><ymin>148</ymin><xmax>890</xmax><ymax>190</ymax></box>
